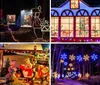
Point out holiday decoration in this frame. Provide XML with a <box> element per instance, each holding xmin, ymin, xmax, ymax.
<box><xmin>85</xmin><ymin>73</ymin><xmax>90</xmax><ymax>78</ymax></box>
<box><xmin>69</xmin><ymin>54</ymin><xmax>75</xmax><ymax>61</ymax></box>
<box><xmin>83</xmin><ymin>54</ymin><xmax>89</xmax><ymax>61</ymax></box>
<box><xmin>78</xmin><ymin>73</ymin><xmax>82</xmax><ymax>78</ymax></box>
<box><xmin>69</xmin><ymin>63</ymin><xmax>73</xmax><ymax>67</ymax></box>
<box><xmin>7</xmin><ymin>15</ymin><xmax>16</xmax><ymax>25</ymax></box>
<box><xmin>76</xmin><ymin>55</ymin><xmax>83</xmax><ymax>62</ymax></box>
<box><xmin>32</xmin><ymin>6</ymin><xmax>50</xmax><ymax>42</ymax></box>
<box><xmin>21</xmin><ymin>10</ymin><xmax>32</xmax><ymax>27</ymax></box>
<box><xmin>61</xmin><ymin>53</ymin><xmax>67</xmax><ymax>60</ymax></box>
<box><xmin>71</xmin><ymin>0</ymin><xmax>79</xmax><ymax>9</ymax></box>
<box><xmin>0</xmin><ymin>50</ymin><xmax>3</xmax><ymax>75</ymax></box>
<box><xmin>91</xmin><ymin>54</ymin><xmax>98</xmax><ymax>61</ymax></box>
<box><xmin>51</xmin><ymin>0</ymin><xmax>100</xmax><ymax>42</ymax></box>
<box><xmin>66</xmin><ymin>72</ymin><xmax>78</xmax><ymax>79</ymax></box>
<box><xmin>64</xmin><ymin>62</ymin><xmax>68</xmax><ymax>66</ymax></box>
<box><xmin>51</xmin><ymin>44</ymin><xmax>100</xmax><ymax>85</ymax></box>
<box><xmin>0</xmin><ymin>44</ymin><xmax>50</xmax><ymax>85</ymax></box>
<box><xmin>60</xmin><ymin>60</ymin><xmax>64</xmax><ymax>63</ymax></box>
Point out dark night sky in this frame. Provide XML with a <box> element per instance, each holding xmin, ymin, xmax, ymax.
<box><xmin>1</xmin><ymin>0</ymin><xmax>100</xmax><ymax>20</ymax></box>
<box><xmin>51</xmin><ymin>0</ymin><xmax>100</xmax><ymax>7</ymax></box>
<box><xmin>1</xmin><ymin>0</ymin><xmax>49</xmax><ymax>20</ymax></box>
<box><xmin>51</xmin><ymin>44</ymin><xmax>100</xmax><ymax>55</ymax></box>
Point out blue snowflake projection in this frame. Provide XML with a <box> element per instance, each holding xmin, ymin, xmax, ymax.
<box><xmin>91</xmin><ymin>54</ymin><xmax>98</xmax><ymax>61</ymax></box>
<box><xmin>61</xmin><ymin>53</ymin><xmax>67</xmax><ymax>60</ymax></box>
<box><xmin>67</xmin><ymin>71</ymin><xmax>78</xmax><ymax>79</ymax></box>
<box><xmin>72</xmin><ymin>72</ymin><xmax>78</xmax><ymax>77</ymax></box>
<box><xmin>64</xmin><ymin>62</ymin><xmax>68</xmax><ymax>66</ymax></box>
<box><xmin>76</xmin><ymin>55</ymin><xmax>83</xmax><ymax>62</ymax></box>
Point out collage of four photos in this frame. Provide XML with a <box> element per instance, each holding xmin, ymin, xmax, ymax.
<box><xmin>0</xmin><ymin>0</ymin><xmax>100</xmax><ymax>85</ymax></box>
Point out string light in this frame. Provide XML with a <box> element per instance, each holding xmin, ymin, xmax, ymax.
<box><xmin>60</xmin><ymin>60</ymin><xmax>64</xmax><ymax>63</ymax></box>
<box><xmin>78</xmin><ymin>73</ymin><xmax>82</xmax><ymax>78</ymax></box>
<box><xmin>66</xmin><ymin>72</ymin><xmax>78</xmax><ymax>78</ymax></box>
<box><xmin>64</xmin><ymin>68</ymin><xmax>66</xmax><ymax>70</ymax></box>
<box><xmin>68</xmin><ymin>68</ymin><xmax>70</xmax><ymax>71</ymax></box>
<box><xmin>32</xmin><ymin>6</ymin><xmax>49</xmax><ymax>42</ymax></box>
<box><xmin>86</xmin><ymin>40</ymin><xmax>89</xmax><ymax>42</ymax></box>
<box><xmin>57</xmin><ymin>74</ymin><xmax>60</xmax><ymax>79</ymax></box>
<box><xmin>7</xmin><ymin>24</ymin><xmax>19</xmax><ymax>42</ymax></box>
<box><xmin>69</xmin><ymin>63</ymin><xmax>73</xmax><ymax>67</ymax></box>
<box><xmin>71</xmin><ymin>68</ymin><xmax>74</xmax><ymax>70</ymax></box>
<box><xmin>54</xmin><ymin>72</ymin><xmax>57</xmax><ymax>79</ymax></box>
<box><xmin>85</xmin><ymin>73</ymin><xmax>90</xmax><ymax>78</ymax></box>
<box><xmin>62</xmin><ymin>74</ymin><xmax>64</xmax><ymax>78</ymax></box>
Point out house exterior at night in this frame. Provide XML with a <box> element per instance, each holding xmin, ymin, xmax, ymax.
<box><xmin>51</xmin><ymin>0</ymin><xmax>100</xmax><ymax>42</ymax></box>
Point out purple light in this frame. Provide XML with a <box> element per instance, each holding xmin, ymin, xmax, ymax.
<box><xmin>86</xmin><ymin>40</ymin><xmax>89</xmax><ymax>42</ymax></box>
<box><xmin>96</xmin><ymin>40</ymin><xmax>99</xmax><ymax>42</ymax></box>
<box><xmin>57</xmin><ymin>37</ymin><xmax>60</xmax><ymax>40</ymax></box>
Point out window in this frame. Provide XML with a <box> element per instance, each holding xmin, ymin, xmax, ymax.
<box><xmin>91</xmin><ymin>9</ymin><xmax>100</xmax><ymax>37</ymax></box>
<box><xmin>61</xmin><ymin>10</ymin><xmax>74</xmax><ymax>37</ymax></box>
<box><xmin>61</xmin><ymin>17</ymin><xmax>74</xmax><ymax>37</ymax></box>
<box><xmin>76</xmin><ymin>17</ymin><xmax>89</xmax><ymax>37</ymax></box>
<box><xmin>76</xmin><ymin>10</ymin><xmax>89</xmax><ymax>37</ymax></box>
<box><xmin>51</xmin><ymin>10</ymin><xmax>59</xmax><ymax>37</ymax></box>
<box><xmin>91</xmin><ymin>17</ymin><xmax>100</xmax><ymax>37</ymax></box>
<box><xmin>0</xmin><ymin>50</ymin><xmax>3</xmax><ymax>71</ymax></box>
<box><xmin>51</xmin><ymin>17</ymin><xmax>59</xmax><ymax>37</ymax></box>
<box><xmin>71</xmin><ymin>0</ymin><xmax>79</xmax><ymax>9</ymax></box>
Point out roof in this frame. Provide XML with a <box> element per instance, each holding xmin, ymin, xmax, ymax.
<box><xmin>51</xmin><ymin>0</ymin><xmax>100</xmax><ymax>16</ymax></box>
<box><xmin>59</xmin><ymin>0</ymin><xmax>90</xmax><ymax>8</ymax></box>
<box><xmin>2</xmin><ymin>44</ymin><xmax>43</xmax><ymax>50</ymax></box>
<box><xmin>51</xmin><ymin>0</ymin><xmax>100</xmax><ymax>7</ymax></box>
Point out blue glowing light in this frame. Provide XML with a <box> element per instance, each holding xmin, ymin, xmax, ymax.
<box><xmin>57</xmin><ymin>74</ymin><xmax>60</xmax><ymax>79</ymax></box>
<box><xmin>91</xmin><ymin>54</ymin><xmax>98</xmax><ymax>61</ymax></box>
<box><xmin>76</xmin><ymin>55</ymin><xmax>83</xmax><ymax>62</ymax></box>
<box><xmin>62</xmin><ymin>74</ymin><xmax>64</xmax><ymax>78</ymax></box>
<box><xmin>73</xmin><ymin>72</ymin><xmax>78</xmax><ymax>76</ymax></box>
<box><xmin>61</xmin><ymin>53</ymin><xmax>67</xmax><ymax>60</ymax></box>
<box><xmin>64</xmin><ymin>62</ymin><xmax>68</xmax><ymax>66</ymax></box>
<box><xmin>67</xmin><ymin>72</ymin><xmax>78</xmax><ymax>78</ymax></box>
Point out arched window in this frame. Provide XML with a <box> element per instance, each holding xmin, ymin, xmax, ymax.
<box><xmin>61</xmin><ymin>9</ymin><xmax>74</xmax><ymax>37</ymax></box>
<box><xmin>91</xmin><ymin>9</ymin><xmax>100</xmax><ymax>37</ymax></box>
<box><xmin>51</xmin><ymin>10</ymin><xmax>59</xmax><ymax>37</ymax></box>
<box><xmin>76</xmin><ymin>9</ymin><xmax>89</xmax><ymax>37</ymax></box>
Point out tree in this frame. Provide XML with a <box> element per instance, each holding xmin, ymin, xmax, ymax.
<box><xmin>5</xmin><ymin>57</ymin><xmax>10</xmax><ymax>68</ymax></box>
<box><xmin>1</xmin><ymin>57</ymin><xmax>10</xmax><ymax>77</ymax></box>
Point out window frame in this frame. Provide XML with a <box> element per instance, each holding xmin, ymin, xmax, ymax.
<box><xmin>76</xmin><ymin>9</ymin><xmax>90</xmax><ymax>38</ymax></box>
<box><xmin>61</xmin><ymin>9</ymin><xmax>74</xmax><ymax>38</ymax></box>
<box><xmin>51</xmin><ymin>10</ymin><xmax>59</xmax><ymax>38</ymax></box>
<box><xmin>91</xmin><ymin>9</ymin><xmax>100</xmax><ymax>38</ymax></box>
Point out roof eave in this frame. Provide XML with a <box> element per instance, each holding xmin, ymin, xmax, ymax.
<box><xmin>58</xmin><ymin>0</ymin><xmax>91</xmax><ymax>8</ymax></box>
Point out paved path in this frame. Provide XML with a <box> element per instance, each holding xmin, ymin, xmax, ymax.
<box><xmin>52</xmin><ymin>79</ymin><xmax>87</xmax><ymax>85</ymax></box>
